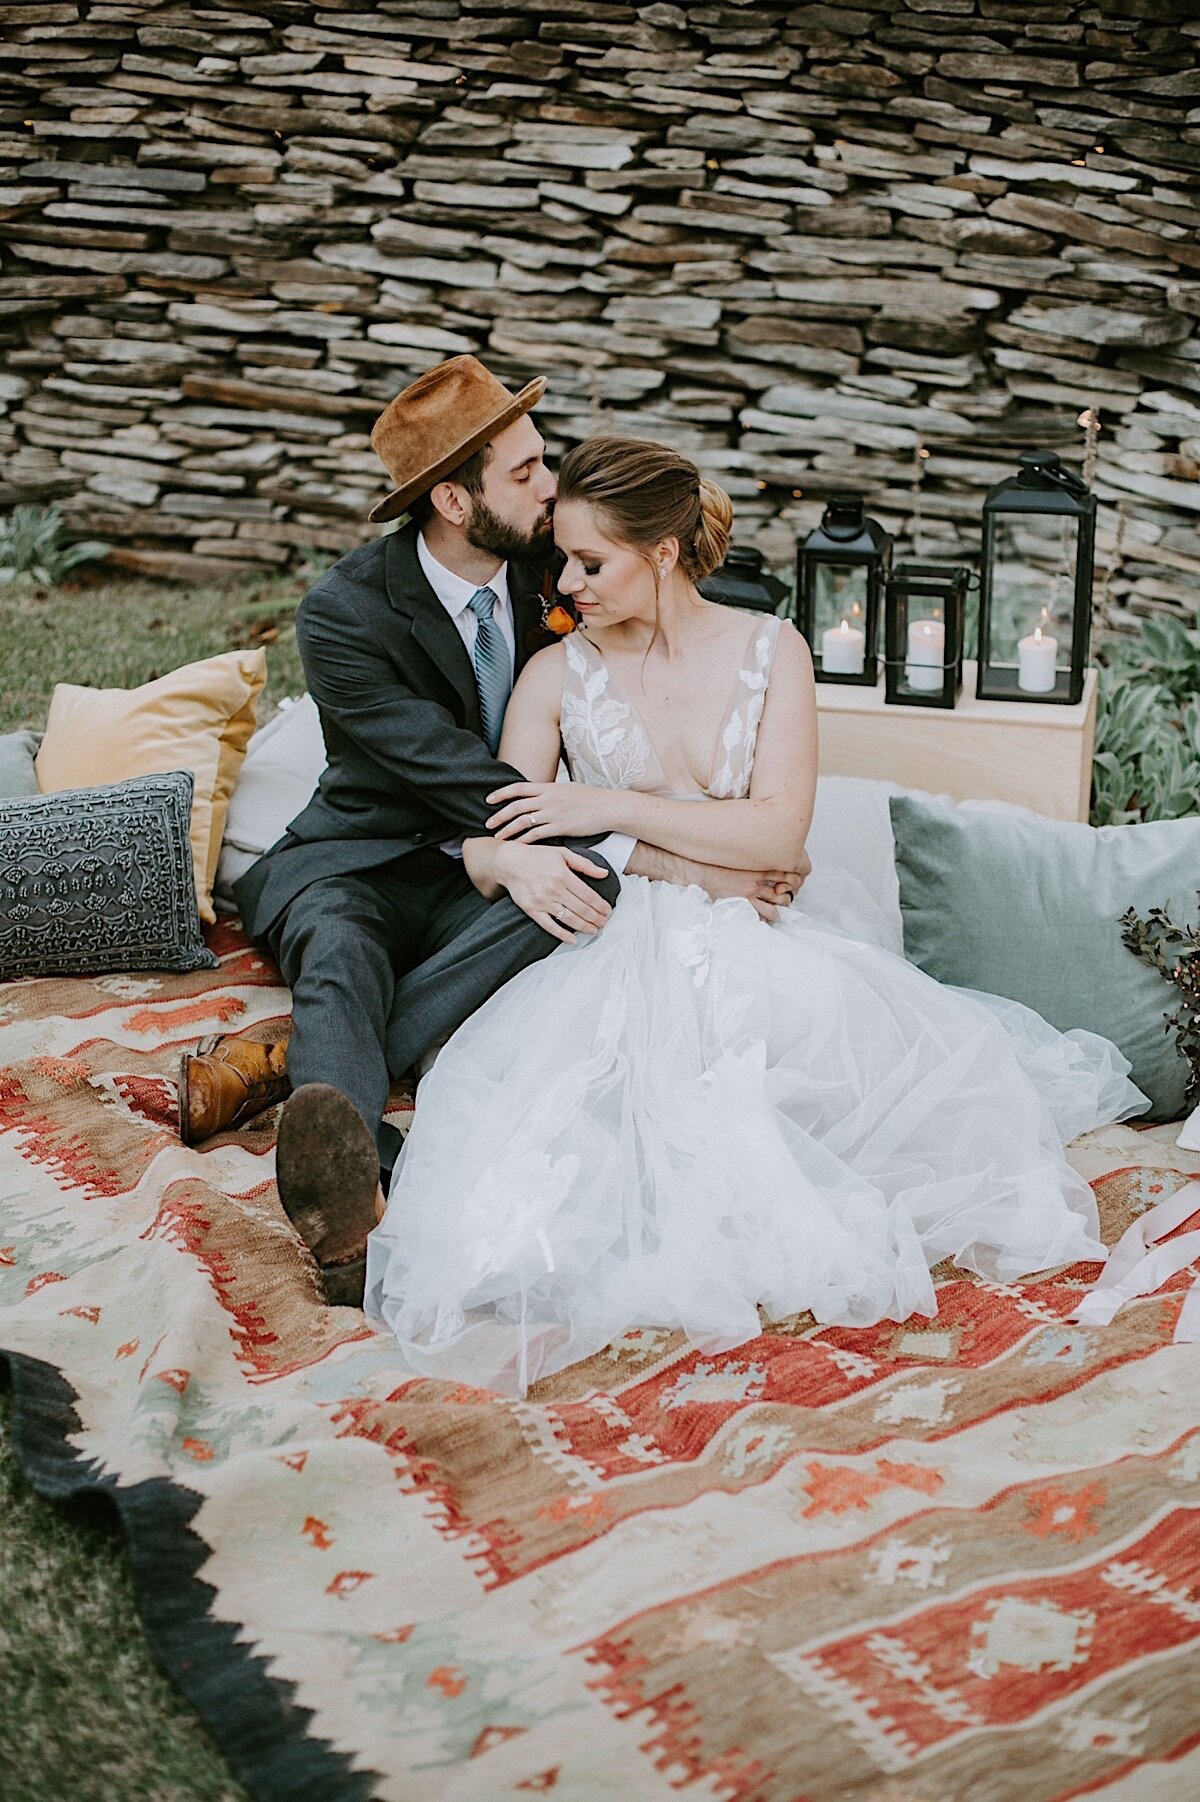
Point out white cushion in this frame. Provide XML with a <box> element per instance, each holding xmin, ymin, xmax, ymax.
<box><xmin>214</xmin><ymin>695</ymin><xmax>327</xmax><ymax>907</ymax></box>
<box><xmin>805</xmin><ymin>775</ymin><xmax>1034</xmax><ymax>955</ymax></box>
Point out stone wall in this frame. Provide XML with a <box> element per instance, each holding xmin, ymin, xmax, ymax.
<box><xmin>1</xmin><ymin>0</ymin><xmax>1198</xmax><ymax>626</ymax></box>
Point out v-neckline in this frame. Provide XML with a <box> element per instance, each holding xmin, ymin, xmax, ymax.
<box><xmin>575</xmin><ymin>614</ymin><xmax>767</xmax><ymax>797</ymax></box>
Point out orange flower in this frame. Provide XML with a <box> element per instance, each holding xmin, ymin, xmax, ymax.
<box><xmin>545</xmin><ymin>604</ymin><xmax>575</xmax><ymax>637</ymax></box>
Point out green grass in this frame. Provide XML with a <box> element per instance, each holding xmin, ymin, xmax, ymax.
<box><xmin>0</xmin><ymin>1390</ymin><xmax>249</xmax><ymax>1802</ymax></box>
<box><xmin>0</xmin><ymin>571</ymin><xmax>307</xmax><ymax>733</ymax></box>
<box><xmin>0</xmin><ymin>571</ymin><xmax>306</xmax><ymax>1799</ymax></box>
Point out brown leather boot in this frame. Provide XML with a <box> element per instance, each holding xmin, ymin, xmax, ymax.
<box><xmin>275</xmin><ymin>1084</ymin><xmax>380</xmax><ymax>1308</ymax></box>
<box><xmin>178</xmin><ymin>1033</ymin><xmax>292</xmax><ymax>1147</ymax></box>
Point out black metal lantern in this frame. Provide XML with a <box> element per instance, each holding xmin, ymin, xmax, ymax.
<box><xmin>976</xmin><ymin>450</ymin><xmax>1096</xmax><ymax>705</ymax></box>
<box><xmin>698</xmin><ymin>545</ymin><xmax>788</xmax><ymax>614</ymax></box>
<box><xmin>796</xmin><ymin>495</ymin><xmax>891</xmax><ymax>686</ymax></box>
<box><xmin>884</xmin><ymin>561</ymin><xmax>969</xmax><ymax>709</ymax></box>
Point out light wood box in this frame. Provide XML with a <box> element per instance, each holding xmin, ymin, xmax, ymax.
<box><xmin>815</xmin><ymin>660</ymin><xmax>1098</xmax><ymax>823</ymax></box>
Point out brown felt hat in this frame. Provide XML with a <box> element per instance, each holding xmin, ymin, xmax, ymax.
<box><xmin>368</xmin><ymin>354</ymin><xmax>547</xmax><ymax>524</ymax></box>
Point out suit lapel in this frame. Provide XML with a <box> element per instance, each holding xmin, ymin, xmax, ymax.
<box><xmin>385</xmin><ymin>527</ymin><xmax>482</xmax><ymax>731</ymax></box>
<box><xmin>510</xmin><ymin>563</ymin><xmax>545</xmax><ymax>679</ymax></box>
<box><xmin>384</xmin><ymin>526</ymin><xmax>551</xmax><ymax>721</ymax></box>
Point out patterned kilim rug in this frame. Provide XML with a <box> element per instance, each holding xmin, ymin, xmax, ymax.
<box><xmin>1</xmin><ymin>922</ymin><xmax>1199</xmax><ymax>1802</ymax></box>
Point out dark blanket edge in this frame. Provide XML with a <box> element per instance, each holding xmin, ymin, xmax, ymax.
<box><xmin>0</xmin><ymin>1346</ymin><xmax>381</xmax><ymax>1802</ymax></box>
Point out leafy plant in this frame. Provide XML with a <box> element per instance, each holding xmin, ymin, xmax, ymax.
<box><xmin>0</xmin><ymin>504</ymin><xmax>110</xmax><ymax>587</ymax></box>
<box><xmin>1091</xmin><ymin>615</ymin><xmax>1200</xmax><ymax>827</ymax></box>
<box><xmin>1121</xmin><ymin>898</ymin><xmax>1200</xmax><ymax>1110</ymax></box>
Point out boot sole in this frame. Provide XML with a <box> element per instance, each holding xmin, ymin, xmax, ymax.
<box><xmin>275</xmin><ymin>1084</ymin><xmax>379</xmax><ymax>1309</ymax></box>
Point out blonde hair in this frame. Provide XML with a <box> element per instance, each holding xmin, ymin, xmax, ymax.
<box><xmin>557</xmin><ymin>436</ymin><xmax>733</xmax><ymax>582</ymax></box>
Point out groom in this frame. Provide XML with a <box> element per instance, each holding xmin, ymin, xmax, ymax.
<box><xmin>181</xmin><ymin>356</ymin><xmax>805</xmax><ymax>1303</ymax></box>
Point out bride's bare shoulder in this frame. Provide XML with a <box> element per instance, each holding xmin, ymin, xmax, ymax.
<box><xmin>706</xmin><ymin>605</ymin><xmax>809</xmax><ymax>665</ymax></box>
<box><xmin>513</xmin><ymin>639</ymin><xmax>569</xmax><ymax>695</ymax></box>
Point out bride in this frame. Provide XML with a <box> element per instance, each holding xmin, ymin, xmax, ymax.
<box><xmin>364</xmin><ymin>436</ymin><xmax>1145</xmax><ymax>1395</ymax></box>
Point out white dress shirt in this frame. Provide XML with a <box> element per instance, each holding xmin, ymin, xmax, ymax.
<box><xmin>417</xmin><ymin>532</ymin><xmax>633</xmax><ymax>876</ymax></box>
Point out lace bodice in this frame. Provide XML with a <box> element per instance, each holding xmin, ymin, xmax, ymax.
<box><xmin>560</xmin><ymin>614</ymin><xmax>782</xmax><ymax>800</ymax></box>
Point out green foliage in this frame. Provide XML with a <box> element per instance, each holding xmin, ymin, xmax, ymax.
<box><xmin>0</xmin><ymin>505</ymin><xmax>111</xmax><ymax>588</ymax></box>
<box><xmin>1120</xmin><ymin>900</ymin><xmax>1200</xmax><ymax>1111</ymax></box>
<box><xmin>1091</xmin><ymin>615</ymin><xmax>1200</xmax><ymax>827</ymax></box>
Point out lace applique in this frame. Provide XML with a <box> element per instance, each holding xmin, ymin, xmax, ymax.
<box><xmin>710</xmin><ymin>617</ymin><xmax>782</xmax><ymax>800</ymax></box>
<box><xmin>560</xmin><ymin>633</ymin><xmax>655</xmax><ymax>791</ymax></box>
<box><xmin>560</xmin><ymin>616</ymin><xmax>782</xmax><ymax>798</ymax></box>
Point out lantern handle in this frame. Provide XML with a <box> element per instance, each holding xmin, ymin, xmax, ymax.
<box><xmin>1018</xmin><ymin>450</ymin><xmax>1089</xmax><ymax>499</ymax></box>
<box><xmin>1042</xmin><ymin>460</ymin><xmax>1089</xmax><ymax>499</ymax></box>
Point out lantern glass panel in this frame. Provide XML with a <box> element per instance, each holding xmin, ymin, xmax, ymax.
<box><xmin>986</xmin><ymin>510</ymin><xmax>1080</xmax><ymax>684</ymax></box>
<box><xmin>813</xmin><ymin>562</ymin><xmax>870</xmax><ymax>633</ymax></box>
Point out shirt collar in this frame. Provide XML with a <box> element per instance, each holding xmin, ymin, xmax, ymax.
<box><xmin>417</xmin><ymin>531</ymin><xmax>509</xmax><ymax>620</ymax></box>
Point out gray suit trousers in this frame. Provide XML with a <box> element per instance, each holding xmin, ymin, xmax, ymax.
<box><xmin>267</xmin><ymin>843</ymin><xmax>619</xmax><ymax>1166</ymax></box>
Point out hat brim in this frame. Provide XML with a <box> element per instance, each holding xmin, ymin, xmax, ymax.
<box><xmin>368</xmin><ymin>375</ymin><xmax>548</xmax><ymax>524</ymax></box>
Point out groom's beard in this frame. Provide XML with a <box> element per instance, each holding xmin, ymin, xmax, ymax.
<box><xmin>466</xmin><ymin>498</ymin><xmax>554</xmax><ymax>563</ymax></box>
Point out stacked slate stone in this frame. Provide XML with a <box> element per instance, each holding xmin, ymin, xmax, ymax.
<box><xmin>0</xmin><ymin>0</ymin><xmax>1196</xmax><ymax>627</ymax></box>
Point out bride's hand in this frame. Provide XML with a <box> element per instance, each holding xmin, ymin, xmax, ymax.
<box><xmin>486</xmin><ymin>780</ymin><xmax>619</xmax><ymax>843</ymax></box>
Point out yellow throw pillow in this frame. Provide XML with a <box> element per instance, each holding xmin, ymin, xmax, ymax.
<box><xmin>35</xmin><ymin>649</ymin><xmax>267</xmax><ymax>925</ymax></box>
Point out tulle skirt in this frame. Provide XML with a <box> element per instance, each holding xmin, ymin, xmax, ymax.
<box><xmin>364</xmin><ymin>869</ymin><xmax>1146</xmax><ymax>1396</ymax></box>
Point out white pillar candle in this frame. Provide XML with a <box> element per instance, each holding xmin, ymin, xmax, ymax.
<box><xmin>905</xmin><ymin>618</ymin><xmax>944</xmax><ymax>692</ymax></box>
<box><xmin>1017</xmin><ymin>625</ymin><xmax>1058</xmax><ymax>693</ymax></box>
<box><xmin>821</xmin><ymin>617</ymin><xmax>866</xmax><ymax>675</ymax></box>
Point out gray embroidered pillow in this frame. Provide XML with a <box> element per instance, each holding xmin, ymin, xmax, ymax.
<box><xmin>0</xmin><ymin>770</ymin><xmax>217</xmax><ymax>979</ymax></box>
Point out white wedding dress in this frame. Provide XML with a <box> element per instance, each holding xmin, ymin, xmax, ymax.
<box><xmin>364</xmin><ymin>616</ymin><xmax>1145</xmax><ymax>1395</ymax></box>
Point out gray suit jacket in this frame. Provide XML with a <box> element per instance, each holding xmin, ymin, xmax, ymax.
<box><xmin>234</xmin><ymin>522</ymin><xmax>548</xmax><ymax>940</ymax></box>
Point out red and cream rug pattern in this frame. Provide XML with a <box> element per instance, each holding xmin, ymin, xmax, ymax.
<box><xmin>1</xmin><ymin>923</ymin><xmax>1198</xmax><ymax>1801</ymax></box>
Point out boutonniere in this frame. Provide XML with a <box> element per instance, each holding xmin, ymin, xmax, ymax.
<box><xmin>544</xmin><ymin>603</ymin><xmax>576</xmax><ymax>636</ymax></box>
<box><xmin>539</xmin><ymin>565</ymin><xmax>575</xmax><ymax>638</ymax></box>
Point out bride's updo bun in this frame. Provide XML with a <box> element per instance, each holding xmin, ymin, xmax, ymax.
<box><xmin>558</xmin><ymin>436</ymin><xmax>734</xmax><ymax>584</ymax></box>
<box><xmin>693</xmin><ymin>475</ymin><xmax>733</xmax><ymax>581</ymax></box>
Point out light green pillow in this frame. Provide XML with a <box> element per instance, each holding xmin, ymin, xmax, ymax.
<box><xmin>0</xmin><ymin>728</ymin><xmax>41</xmax><ymax>796</ymax></box>
<box><xmin>890</xmin><ymin>794</ymin><xmax>1200</xmax><ymax>1122</ymax></box>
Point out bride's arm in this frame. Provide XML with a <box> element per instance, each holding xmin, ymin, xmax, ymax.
<box><xmin>495</xmin><ymin>645</ymin><xmax>567</xmax><ymax>783</ymax></box>
<box><xmin>488</xmin><ymin>625</ymin><xmax>818</xmax><ymax>872</ymax></box>
<box><xmin>461</xmin><ymin>648</ymin><xmax>567</xmax><ymax>899</ymax></box>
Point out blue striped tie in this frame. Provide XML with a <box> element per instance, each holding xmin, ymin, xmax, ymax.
<box><xmin>467</xmin><ymin>585</ymin><xmax>512</xmax><ymax>756</ymax></box>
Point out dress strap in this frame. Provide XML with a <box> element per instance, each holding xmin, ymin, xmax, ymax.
<box><xmin>709</xmin><ymin>614</ymin><xmax>783</xmax><ymax>800</ymax></box>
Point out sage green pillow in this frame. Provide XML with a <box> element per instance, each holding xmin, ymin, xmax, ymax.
<box><xmin>0</xmin><ymin>728</ymin><xmax>41</xmax><ymax>796</ymax></box>
<box><xmin>890</xmin><ymin>794</ymin><xmax>1200</xmax><ymax>1122</ymax></box>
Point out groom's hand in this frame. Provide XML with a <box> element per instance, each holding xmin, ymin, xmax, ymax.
<box><xmin>492</xmin><ymin>843</ymin><xmax>614</xmax><ymax>945</ymax></box>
